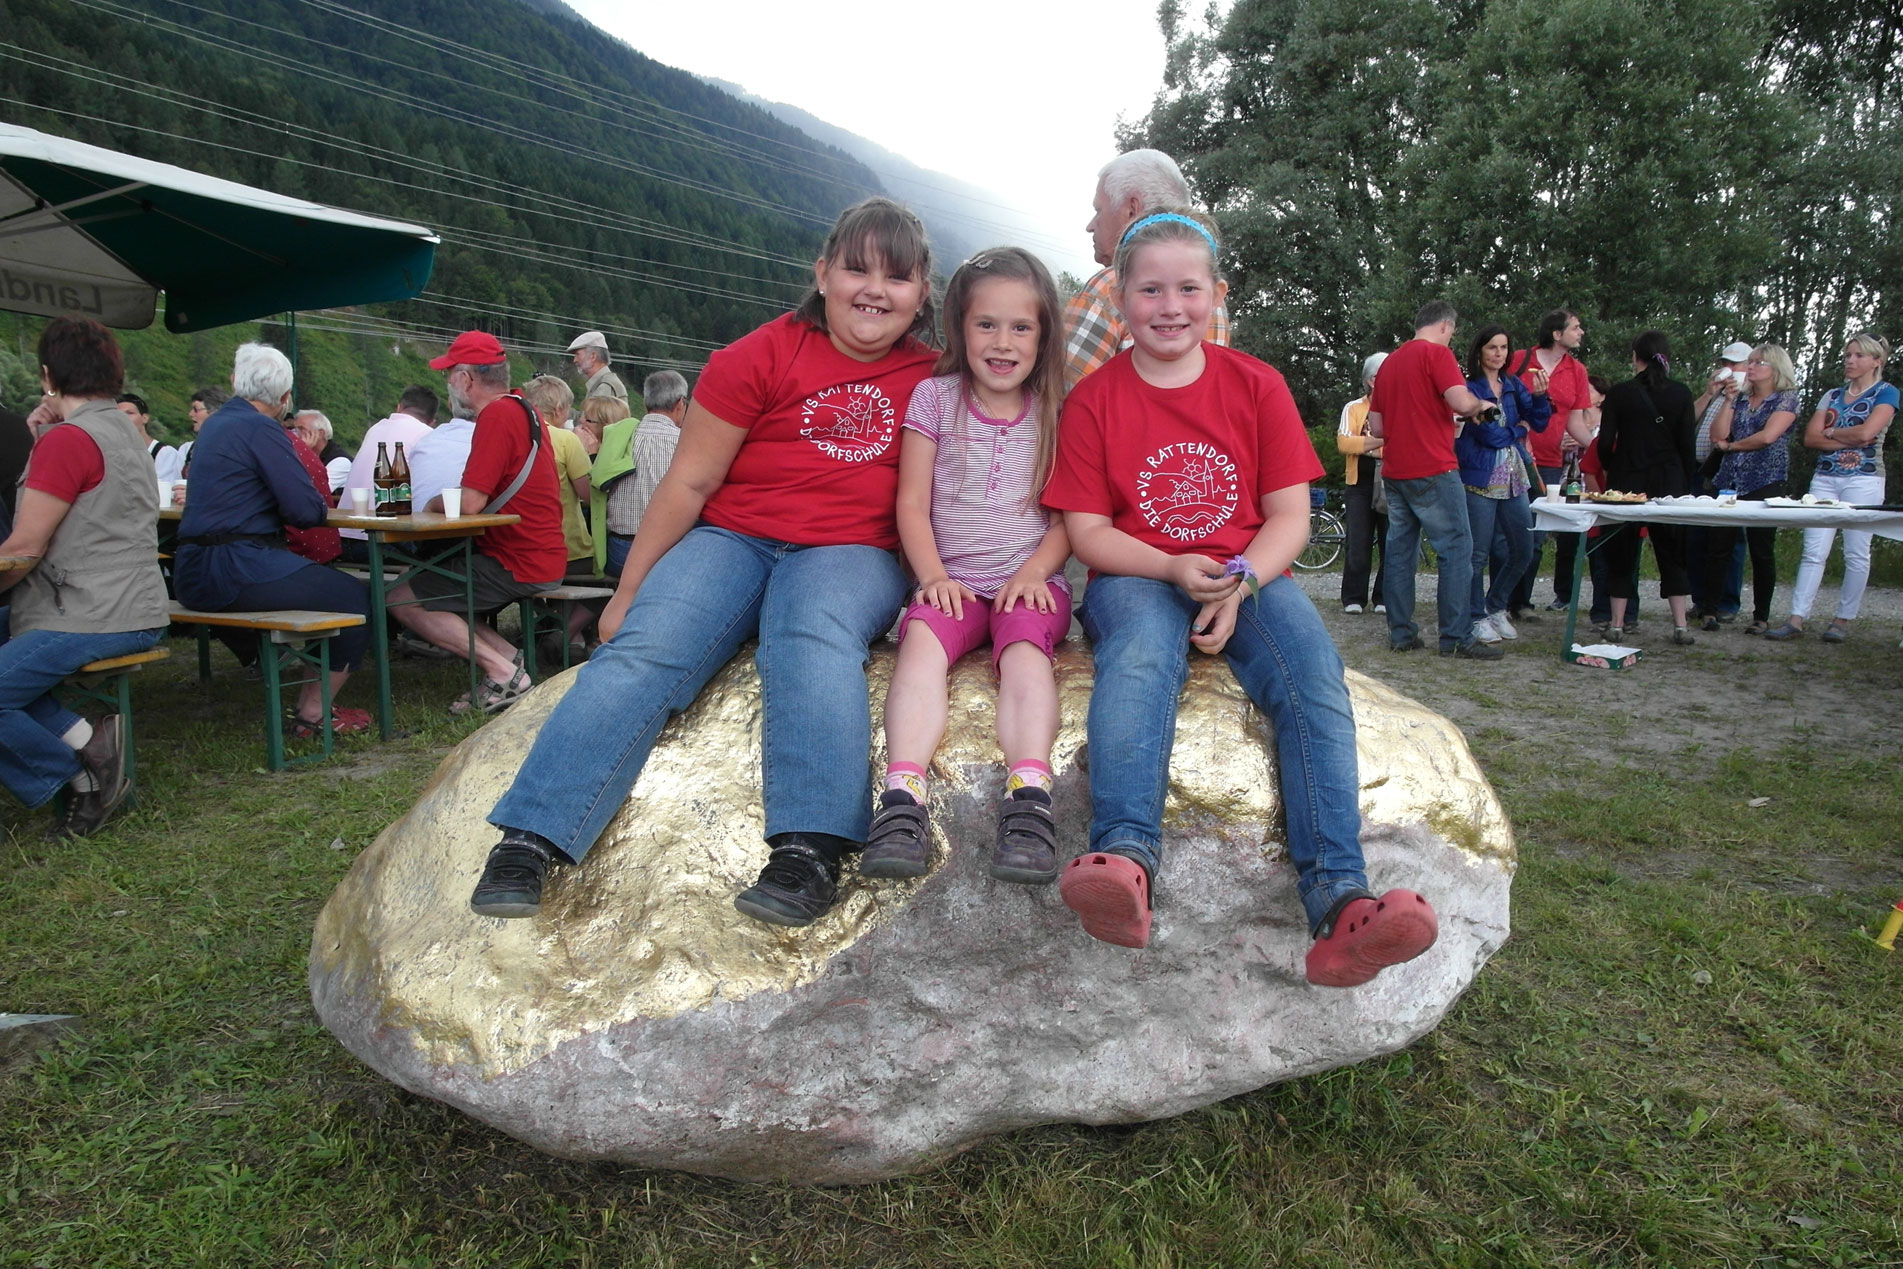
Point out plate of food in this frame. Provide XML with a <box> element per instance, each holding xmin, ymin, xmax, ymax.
<box><xmin>1584</xmin><ymin>491</ymin><xmax>1648</xmax><ymax>504</ymax></box>
<box><xmin>1765</xmin><ymin>496</ymin><xmax>1845</xmax><ymax>508</ymax></box>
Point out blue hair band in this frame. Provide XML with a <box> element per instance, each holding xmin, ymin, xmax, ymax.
<box><xmin>1121</xmin><ymin>212</ymin><xmax>1219</xmax><ymax>258</ymax></box>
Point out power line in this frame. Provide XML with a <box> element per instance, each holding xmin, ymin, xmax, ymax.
<box><xmin>0</xmin><ymin>47</ymin><xmax>815</xmax><ymax>271</ymax></box>
<box><xmin>0</xmin><ymin>96</ymin><xmax>795</xmax><ymax>314</ymax></box>
<box><xmin>64</xmin><ymin>0</ymin><xmax>851</xmax><ymax>227</ymax></box>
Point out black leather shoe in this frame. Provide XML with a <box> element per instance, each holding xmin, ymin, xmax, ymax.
<box><xmin>470</xmin><ymin>831</ymin><xmax>562</xmax><ymax>918</ymax></box>
<box><xmin>50</xmin><ymin>716</ymin><xmax>130</xmax><ymax>839</ymax></box>
<box><xmin>734</xmin><ymin>834</ymin><xmax>843</xmax><ymax>927</ymax></box>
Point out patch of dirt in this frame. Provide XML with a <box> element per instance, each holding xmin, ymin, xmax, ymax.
<box><xmin>1292</xmin><ymin>568</ymin><xmax>1903</xmax><ymax>768</ymax></box>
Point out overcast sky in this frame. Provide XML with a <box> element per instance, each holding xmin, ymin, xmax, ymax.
<box><xmin>567</xmin><ymin>0</ymin><xmax>1184</xmax><ymax>278</ymax></box>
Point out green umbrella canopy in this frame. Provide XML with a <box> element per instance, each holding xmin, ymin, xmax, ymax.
<box><xmin>0</xmin><ymin>122</ymin><xmax>438</xmax><ymax>333</ymax></box>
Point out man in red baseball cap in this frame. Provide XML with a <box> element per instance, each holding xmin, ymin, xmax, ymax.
<box><xmin>383</xmin><ymin>331</ymin><xmax>567</xmax><ymax>714</ymax></box>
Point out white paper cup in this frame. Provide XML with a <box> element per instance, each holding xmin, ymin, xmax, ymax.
<box><xmin>348</xmin><ymin>486</ymin><xmax>371</xmax><ymax>513</ymax></box>
<box><xmin>171</xmin><ymin>480</ymin><xmax>186</xmax><ymax>506</ymax></box>
<box><xmin>156</xmin><ymin>480</ymin><xmax>173</xmax><ymax>507</ymax></box>
<box><xmin>441</xmin><ymin>488</ymin><xmax>462</xmax><ymax>519</ymax></box>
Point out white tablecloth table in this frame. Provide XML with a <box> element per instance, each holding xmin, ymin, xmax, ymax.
<box><xmin>1528</xmin><ymin>496</ymin><xmax>1903</xmax><ymax>660</ymax></box>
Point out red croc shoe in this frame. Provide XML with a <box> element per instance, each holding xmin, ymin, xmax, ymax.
<box><xmin>1059</xmin><ymin>852</ymin><xmax>1152</xmax><ymax>948</ymax></box>
<box><xmin>1305</xmin><ymin>889</ymin><xmax>1438</xmax><ymax>987</ymax></box>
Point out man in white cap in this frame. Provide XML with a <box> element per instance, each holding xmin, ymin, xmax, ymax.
<box><xmin>566</xmin><ymin>331</ymin><xmax>627</xmax><ymax>406</ymax></box>
<box><xmin>1687</xmin><ymin>339</ymin><xmax>1757</xmax><ymax>621</ymax></box>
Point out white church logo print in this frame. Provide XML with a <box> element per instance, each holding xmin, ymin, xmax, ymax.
<box><xmin>1135</xmin><ymin>441</ymin><xmax>1240</xmax><ymax>541</ymax></box>
<box><xmin>802</xmin><ymin>383</ymin><xmax>897</xmax><ymax>463</ymax></box>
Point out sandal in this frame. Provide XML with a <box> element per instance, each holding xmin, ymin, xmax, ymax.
<box><xmin>1305</xmin><ymin>889</ymin><xmax>1439</xmax><ymax>987</ymax></box>
<box><xmin>1672</xmin><ymin>626</ymin><xmax>1696</xmax><ymax>646</ymax></box>
<box><xmin>286</xmin><ymin>705</ymin><xmax>373</xmax><ymax>739</ymax></box>
<box><xmin>1763</xmin><ymin>621</ymin><xmax>1804</xmax><ymax>641</ymax></box>
<box><xmin>860</xmin><ymin>791</ymin><xmax>931</xmax><ymax>879</ymax></box>
<box><xmin>1745</xmin><ymin>620</ymin><xmax>1769</xmax><ymax>635</ymax></box>
<box><xmin>1822</xmin><ymin>623</ymin><xmax>1848</xmax><ymax>643</ymax></box>
<box><xmin>449</xmin><ymin>666</ymin><xmax>532</xmax><ymax>716</ymax></box>
<box><xmin>990</xmin><ymin>787</ymin><xmax>1059</xmax><ymax>884</ymax></box>
<box><xmin>1059</xmin><ymin>852</ymin><xmax>1152</xmax><ymax>948</ymax></box>
<box><xmin>1606</xmin><ymin>626</ymin><xmax>1625</xmax><ymax>641</ymax></box>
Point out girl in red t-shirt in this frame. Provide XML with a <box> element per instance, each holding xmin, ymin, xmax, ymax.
<box><xmin>1042</xmin><ymin>211</ymin><xmax>1438</xmax><ymax>984</ymax></box>
<box><xmin>475</xmin><ymin>198</ymin><xmax>939</xmax><ymax>928</ymax></box>
<box><xmin>861</xmin><ymin>248</ymin><xmax>1072</xmax><ymax>885</ymax></box>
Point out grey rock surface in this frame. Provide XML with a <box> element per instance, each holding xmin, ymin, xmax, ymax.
<box><xmin>311</xmin><ymin>647</ymin><xmax>1513</xmax><ymax>1183</ymax></box>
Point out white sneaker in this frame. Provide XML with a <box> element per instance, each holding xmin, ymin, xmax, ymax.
<box><xmin>1489</xmin><ymin>611</ymin><xmax>1519</xmax><ymax>640</ymax></box>
<box><xmin>1374</xmin><ymin>604</ymin><xmax>1386</xmax><ymax>614</ymax></box>
<box><xmin>1473</xmin><ymin>616</ymin><xmax>1503</xmax><ymax>644</ymax></box>
<box><xmin>1342</xmin><ymin>603</ymin><xmax>1364</xmax><ymax>614</ymax></box>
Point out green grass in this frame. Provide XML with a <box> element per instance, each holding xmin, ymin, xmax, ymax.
<box><xmin>4</xmin><ymin>635</ymin><xmax>1902</xmax><ymax>1267</ymax></box>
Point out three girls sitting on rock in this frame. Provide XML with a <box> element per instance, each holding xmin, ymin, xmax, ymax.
<box><xmin>469</xmin><ymin>198</ymin><xmax>1438</xmax><ymax>989</ymax></box>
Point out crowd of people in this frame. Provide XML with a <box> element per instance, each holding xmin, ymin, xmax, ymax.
<box><xmin>1339</xmin><ymin>309</ymin><xmax>1895</xmax><ymax>652</ymax></box>
<box><xmin>1</xmin><ymin>144</ymin><xmax>1892</xmax><ymax>988</ymax></box>
<box><xmin>0</xmin><ymin>318</ymin><xmax>683</xmax><ymax>833</ymax></box>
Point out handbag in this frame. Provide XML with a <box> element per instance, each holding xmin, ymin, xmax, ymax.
<box><xmin>1370</xmin><ymin>458</ymin><xmax>1388</xmax><ymax>515</ymax></box>
<box><xmin>1517</xmin><ymin>444</ymin><xmax>1546</xmax><ymax>498</ymax></box>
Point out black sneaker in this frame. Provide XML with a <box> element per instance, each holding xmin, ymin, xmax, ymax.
<box><xmin>49</xmin><ymin>715</ymin><xmax>130</xmax><ymax>839</ymax></box>
<box><xmin>991</xmin><ymin>786</ymin><xmax>1060</xmax><ymax>884</ymax></box>
<box><xmin>734</xmin><ymin>834</ymin><xmax>843</xmax><ymax>927</ymax></box>
<box><xmin>1389</xmin><ymin>636</ymin><xmax>1425</xmax><ymax>652</ymax></box>
<box><xmin>1441</xmin><ymin>640</ymin><xmax>1505</xmax><ymax>660</ymax></box>
<box><xmin>860</xmin><ymin>790</ymin><xmax>930</xmax><ymax>878</ymax></box>
<box><xmin>470</xmin><ymin>831</ymin><xmax>562</xmax><ymax>918</ymax></box>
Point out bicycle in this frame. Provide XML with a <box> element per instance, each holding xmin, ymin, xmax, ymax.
<box><xmin>1297</xmin><ymin>486</ymin><xmax>1345</xmax><ymax>571</ymax></box>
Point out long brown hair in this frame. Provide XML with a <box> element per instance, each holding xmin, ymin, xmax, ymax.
<box><xmin>934</xmin><ymin>247</ymin><xmax>1065</xmax><ymax>506</ymax></box>
<box><xmin>793</xmin><ymin>197</ymin><xmax>937</xmax><ymax>344</ymax></box>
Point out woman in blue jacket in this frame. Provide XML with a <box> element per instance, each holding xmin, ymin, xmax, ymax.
<box><xmin>1458</xmin><ymin>326</ymin><xmax>1551</xmax><ymax>643</ymax></box>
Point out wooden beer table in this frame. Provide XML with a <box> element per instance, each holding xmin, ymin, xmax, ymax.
<box><xmin>162</xmin><ymin>509</ymin><xmax>520</xmax><ymax>737</ymax></box>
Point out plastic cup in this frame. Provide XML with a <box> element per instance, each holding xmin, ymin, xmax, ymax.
<box><xmin>156</xmin><ymin>479</ymin><xmax>173</xmax><ymax>507</ymax></box>
<box><xmin>348</xmin><ymin>486</ymin><xmax>371</xmax><ymax>514</ymax></box>
<box><xmin>441</xmin><ymin>488</ymin><xmax>462</xmax><ymax>519</ymax></box>
<box><xmin>171</xmin><ymin>480</ymin><xmax>186</xmax><ymax>506</ymax></box>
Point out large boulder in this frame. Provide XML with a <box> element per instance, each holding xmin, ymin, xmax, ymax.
<box><xmin>310</xmin><ymin>645</ymin><xmax>1513</xmax><ymax>1184</ymax></box>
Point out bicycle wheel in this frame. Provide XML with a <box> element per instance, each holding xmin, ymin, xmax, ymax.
<box><xmin>1296</xmin><ymin>510</ymin><xmax>1345</xmax><ymax>571</ymax></box>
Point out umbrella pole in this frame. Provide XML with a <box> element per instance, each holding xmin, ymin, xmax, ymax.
<box><xmin>286</xmin><ymin>310</ymin><xmax>299</xmax><ymax>407</ymax></box>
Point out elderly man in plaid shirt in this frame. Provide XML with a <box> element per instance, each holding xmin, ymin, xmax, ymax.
<box><xmin>1062</xmin><ymin>149</ymin><xmax>1232</xmax><ymax>393</ymax></box>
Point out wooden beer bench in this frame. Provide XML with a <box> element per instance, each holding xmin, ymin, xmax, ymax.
<box><xmin>518</xmin><ymin>582</ymin><xmax>615</xmax><ymax>679</ymax></box>
<box><xmin>60</xmin><ymin>647</ymin><xmax>172</xmax><ymax>802</ymax></box>
<box><xmin>167</xmin><ymin>603</ymin><xmax>367</xmax><ymax>770</ymax></box>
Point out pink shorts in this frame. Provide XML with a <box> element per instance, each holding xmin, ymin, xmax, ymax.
<box><xmin>899</xmin><ymin>586</ymin><xmax>1071</xmax><ymax>669</ymax></box>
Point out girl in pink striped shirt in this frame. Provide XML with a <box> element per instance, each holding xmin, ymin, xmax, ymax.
<box><xmin>862</xmin><ymin>248</ymin><xmax>1072</xmax><ymax>884</ymax></box>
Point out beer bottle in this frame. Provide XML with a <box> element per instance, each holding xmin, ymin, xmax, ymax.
<box><xmin>1560</xmin><ymin>450</ymin><xmax>1584</xmax><ymax>503</ymax></box>
<box><xmin>390</xmin><ymin>441</ymin><xmax>413</xmax><ymax>517</ymax></box>
<box><xmin>373</xmin><ymin>441</ymin><xmax>396</xmax><ymax>516</ymax></box>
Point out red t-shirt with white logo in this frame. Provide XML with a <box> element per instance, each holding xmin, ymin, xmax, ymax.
<box><xmin>1369</xmin><ymin>338</ymin><xmax>1465</xmax><ymax>480</ymax></box>
<box><xmin>694</xmin><ymin>314</ymin><xmax>937</xmax><ymax>549</ymax></box>
<box><xmin>1043</xmin><ymin>344</ymin><xmax>1321</xmax><ymax>560</ymax></box>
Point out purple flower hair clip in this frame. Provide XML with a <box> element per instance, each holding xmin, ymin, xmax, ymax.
<box><xmin>1224</xmin><ymin>555</ymin><xmax>1261</xmax><ymax>600</ymax></box>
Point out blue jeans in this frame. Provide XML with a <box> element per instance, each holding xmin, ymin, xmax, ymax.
<box><xmin>1383</xmin><ymin>471</ymin><xmax>1474</xmax><ymax>651</ymax></box>
<box><xmin>1466</xmin><ymin>490</ymin><xmax>1533</xmax><ymax>626</ymax></box>
<box><xmin>489</xmin><ymin>525</ymin><xmax>908</xmax><ymax>863</ymax></box>
<box><xmin>0</xmin><ymin>626</ymin><xmax>163</xmax><ymax>808</ymax></box>
<box><xmin>1079</xmin><ymin>573</ymin><xmax>1370</xmax><ymax>933</ymax></box>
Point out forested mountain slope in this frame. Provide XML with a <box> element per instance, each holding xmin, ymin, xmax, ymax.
<box><xmin>0</xmin><ymin>0</ymin><xmax>902</xmax><ymax>434</ymax></box>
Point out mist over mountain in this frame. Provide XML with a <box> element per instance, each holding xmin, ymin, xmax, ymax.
<box><xmin>703</xmin><ymin>79</ymin><xmax>1086</xmax><ymax>281</ymax></box>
